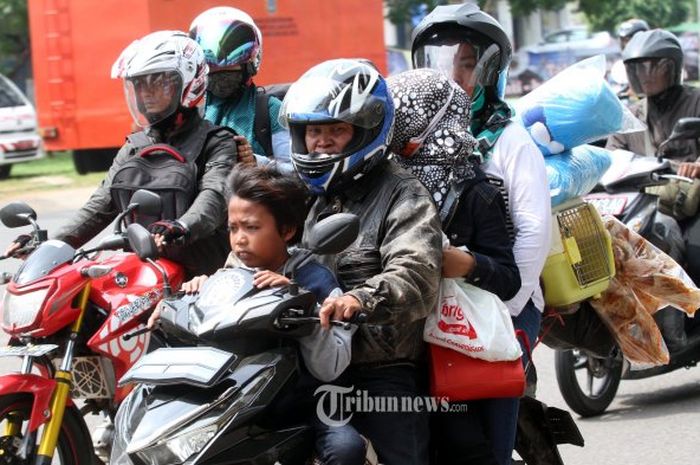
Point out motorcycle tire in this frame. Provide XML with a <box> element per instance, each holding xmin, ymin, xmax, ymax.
<box><xmin>554</xmin><ymin>349</ymin><xmax>622</xmax><ymax>417</ymax></box>
<box><xmin>0</xmin><ymin>394</ymin><xmax>95</xmax><ymax>465</ymax></box>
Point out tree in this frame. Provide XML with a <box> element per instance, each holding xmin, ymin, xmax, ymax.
<box><xmin>385</xmin><ymin>0</ymin><xmax>569</xmax><ymax>25</ymax></box>
<box><xmin>578</xmin><ymin>0</ymin><xmax>692</xmax><ymax>32</ymax></box>
<box><xmin>385</xmin><ymin>0</ymin><xmax>443</xmax><ymax>26</ymax></box>
<box><xmin>0</xmin><ymin>0</ymin><xmax>30</xmax><ymax>79</ymax></box>
<box><xmin>385</xmin><ymin>0</ymin><xmax>693</xmax><ymax>32</ymax></box>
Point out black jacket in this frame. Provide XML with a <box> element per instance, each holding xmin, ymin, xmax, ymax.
<box><xmin>54</xmin><ymin>115</ymin><xmax>237</xmax><ymax>277</ymax></box>
<box><xmin>445</xmin><ymin>168</ymin><xmax>521</xmax><ymax>301</ymax></box>
<box><xmin>304</xmin><ymin>161</ymin><xmax>443</xmax><ymax>365</ymax></box>
<box><xmin>606</xmin><ymin>85</ymin><xmax>700</xmax><ymax>161</ymax></box>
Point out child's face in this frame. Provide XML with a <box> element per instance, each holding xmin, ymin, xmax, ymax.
<box><xmin>305</xmin><ymin>122</ymin><xmax>354</xmax><ymax>154</ymax></box>
<box><xmin>227</xmin><ymin>196</ymin><xmax>295</xmax><ymax>270</ymax></box>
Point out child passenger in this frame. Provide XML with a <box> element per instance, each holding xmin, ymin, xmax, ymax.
<box><xmin>149</xmin><ymin>164</ymin><xmax>355</xmax><ymax>383</ymax></box>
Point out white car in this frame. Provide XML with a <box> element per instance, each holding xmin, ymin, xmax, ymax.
<box><xmin>0</xmin><ymin>73</ymin><xmax>44</xmax><ymax>179</ymax></box>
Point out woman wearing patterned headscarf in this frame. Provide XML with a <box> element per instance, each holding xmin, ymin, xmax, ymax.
<box><xmin>388</xmin><ymin>68</ymin><xmax>521</xmax><ymax>465</ymax></box>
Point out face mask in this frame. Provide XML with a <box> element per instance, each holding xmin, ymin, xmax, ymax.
<box><xmin>207</xmin><ymin>71</ymin><xmax>246</xmax><ymax>99</ymax></box>
<box><xmin>399</xmin><ymin>84</ymin><xmax>456</xmax><ymax>158</ymax></box>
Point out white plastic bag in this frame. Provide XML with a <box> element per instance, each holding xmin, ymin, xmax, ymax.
<box><xmin>424</xmin><ymin>278</ymin><xmax>522</xmax><ymax>362</ymax></box>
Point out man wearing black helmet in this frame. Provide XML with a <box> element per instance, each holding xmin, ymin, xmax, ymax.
<box><xmin>609</xmin><ymin>18</ymin><xmax>650</xmax><ymax>95</ymax></box>
<box><xmin>617</xmin><ymin>18</ymin><xmax>650</xmax><ymax>50</ymax></box>
<box><xmin>607</xmin><ymin>29</ymin><xmax>700</xmax><ymax>352</ymax></box>
<box><xmin>607</xmin><ymin>29</ymin><xmax>700</xmax><ymax>172</ymax></box>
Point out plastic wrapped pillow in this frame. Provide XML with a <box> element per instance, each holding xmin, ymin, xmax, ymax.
<box><xmin>547</xmin><ymin>144</ymin><xmax>612</xmax><ymax>206</ymax></box>
<box><xmin>514</xmin><ymin>55</ymin><xmax>644</xmax><ymax>156</ymax></box>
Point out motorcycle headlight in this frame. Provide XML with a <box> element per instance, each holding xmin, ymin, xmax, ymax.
<box><xmin>2</xmin><ymin>287</ymin><xmax>50</xmax><ymax>330</ymax></box>
<box><xmin>135</xmin><ymin>424</ymin><xmax>218</xmax><ymax>465</ymax></box>
<box><xmin>131</xmin><ymin>367</ymin><xmax>274</xmax><ymax>464</ymax></box>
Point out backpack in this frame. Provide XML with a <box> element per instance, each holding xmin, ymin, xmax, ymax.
<box><xmin>253</xmin><ymin>84</ymin><xmax>291</xmax><ymax>158</ymax></box>
<box><xmin>110</xmin><ymin>124</ymin><xmax>231</xmax><ymax>226</ymax></box>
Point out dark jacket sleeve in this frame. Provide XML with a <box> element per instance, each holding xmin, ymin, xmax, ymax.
<box><xmin>448</xmin><ymin>182</ymin><xmax>521</xmax><ymax>301</ymax></box>
<box><xmin>346</xmin><ymin>179</ymin><xmax>442</xmax><ymax>325</ymax></box>
<box><xmin>53</xmin><ymin>144</ymin><xmax>132</xmax><ymax>248</ymax></box>
<box><xmin>179</xmin><ymin>129</ymin><xmax>237</xmax><ymax>242</ymax></box>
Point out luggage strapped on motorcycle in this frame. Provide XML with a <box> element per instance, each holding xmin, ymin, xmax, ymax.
<box><xmin>110</xmin><ymin>124</ymin><xmax>234</xmax><ymax>224</ymax></box>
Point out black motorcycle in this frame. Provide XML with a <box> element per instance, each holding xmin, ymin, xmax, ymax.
<box><xmin>551</xmin><ymin>117</ymin><xmax>700</xmax><ymax>417</ymax></box>
<box><xmin>109</xmin><ymin>213</ymin><xmax>362</xmax><ymax>465</ymax></box>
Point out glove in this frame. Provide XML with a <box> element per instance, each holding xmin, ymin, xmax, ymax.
<box><xmin>147</xmin><ymin>220</ymin><xmax>189</xmax><ymax>244</ymax></box>
<box><xmin>14</xmin><ymin>234</ymin><xmax>32</xmax><ymax>248</ymax></box>
<box><xmin>4</xmin><ymin>234</ymin><xmax>32</xmax><ymax>259</ymax></box>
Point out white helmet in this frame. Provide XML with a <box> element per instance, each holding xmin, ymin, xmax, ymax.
<box><xmin>111</xmin><ymin>30</ymin><xmax>208</xmax><ymax>128</ymax></box>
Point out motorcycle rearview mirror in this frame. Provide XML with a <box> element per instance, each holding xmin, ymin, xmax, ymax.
<box><xmin>658</xmin><ymin>117</ymin><xmax>700</xmax><ymax>159</ymax></box>
<box><xmin>284</xmin><ymin>213</ymin><xmax>359</xmax><ymax>288</ymax></box>
<box><xmin>0</xmin><ymin>202</ymin><xmax>37</xmax><ymax>228</ymax></box>
<box><xmin>96</xmin><ymin>234</ymin><xmax>127</xmax><ymax>251</ymax></box>
<box><xmin>114</xmin><ymin>190</ymin><xmax>162</xmax><ymax>235</ymax></box>
<box><xmin>305</xmin><ymin>213</ymin><xmax>360</xmax><ymax>255</ymax></box>
<box><xmin>126</xmin><ymin>223</ymin><xmax>172</xmax><ymax>297</ymax></box>
<box><xmin>129</xmin><ymin>189</ymin><xmax>162</xmax><ymax>217</ymax></box>
<box><xmin>126</xmin><ymin>223</ymin><xmax>158</xmax><ymax>260</ymax></box>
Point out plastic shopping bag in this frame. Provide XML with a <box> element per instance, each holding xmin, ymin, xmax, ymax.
<box><xmin>514</xmin><ymin>55</ymin><xmax>644</xmax><ymax>156</ymax></box>
<box><xmin>547</xmin><ymin>144</ymin><xmax>612</xmax><ymax>206</ymax></box>
<box><xmin>424</xmin><ymin>278</ymin><xmax>522</xmax><ymax>362</ymax></box>
<box><xmin>589</xmin><ymin>216</ymin><xmax>700</xmax><ymax>365</ymax></box>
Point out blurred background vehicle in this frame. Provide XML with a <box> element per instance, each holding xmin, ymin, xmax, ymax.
<box><xmin>508</xmin><ymin>26</ymin><xmax>620</xmax><ymax>96</ymax></box>
<box><xmin>27</xmin><ymin>0</ymin><xmax>386</xmax><ymax>175</ymax></box>
<box><xmin>0</xmin><ymin>73</ymin><xmax>43</xmax><ymax>180</ymax></box>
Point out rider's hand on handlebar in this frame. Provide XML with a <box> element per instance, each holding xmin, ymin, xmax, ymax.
<box><xmin>147</xmin><ymin>301</ymin><xmax>164</xmax><ymax>329</ymax></box>
<box><xmin>148</xmin><ymin>220</ymin><xmax>188</xmax><ymax>246</ymax></box>
<box><xmin>677</xmin><ymin>162</ymin><xmax>700</xmax><ymax>179</ymax></box>
<box><xmin>181</xmin><ymin>275</ymin><xmax>209</xmax><ymax>294</ymax></box>
<box><xmin>319</xmin><ymin>294</ymin><xmax>363</xmax><ymax>330</ymax></box>
<box><xmin>3</xmin><ymin>234</ymin><xmax>32</xmax><ymax>259</ymax></box>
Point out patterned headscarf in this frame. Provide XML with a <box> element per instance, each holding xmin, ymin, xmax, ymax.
<box><xmin>388</xmin><ymin>69</ymin><xmax>478</xmax><ymax>209</ymax></box>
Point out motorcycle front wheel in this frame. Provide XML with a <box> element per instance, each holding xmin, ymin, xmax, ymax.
<box><xmin>0</xmin><ymin>394</ymin><xmax>95</xmax><ymax>465</ymax></box>
<box><xmin>554</xmin><ymin>348</ymin><xmax>623</xmax><ymax>417</ymax></box>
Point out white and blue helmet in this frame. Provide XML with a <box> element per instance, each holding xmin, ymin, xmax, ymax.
<box><xmin>280</xmin><ymin>59</ymin><xmax>394</xmax><ymax>194</ymax></box>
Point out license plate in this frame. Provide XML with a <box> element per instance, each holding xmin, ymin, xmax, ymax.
<box><xmin>0</xmin><ymin>344</ymin><xmax>58</xmax><ymax>358</ymax></box>
<box><xmin>584</xmin><ymin>194</ymin><xmax>628</xmax><ymax>216</ymax></box>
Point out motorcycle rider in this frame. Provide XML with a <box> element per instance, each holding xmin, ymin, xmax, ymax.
<box><xmin>189</xmin><ymin>6</ymin><xmax>292</xmax><ymax>171</ymax></box>
<box><xmin>609</xmin><ymin>18</ymin><xmax>650</xmax><ymax>97</ymax></box>
<box><xmin>411</xmin><ymin>4</ymin><xmax>551</xmax><ymax>464</ymax></box>
<box><xmin>606</xmin><ymin>28</ymin><xmax>700</xmax><ymax>351</ymax></box>
<box><xmin>618</xmin><ymin>18</ymin><xmax>651</xmax><ymax>50</ymax></box>
<box><xmin>282</xmin><ymin>58</ymin><xmax>442</xmax><ymax>465</ymax></box>
<box><xmin>5</xmin><ymin>31</ymin><xmax>237</xmax><ymax>278</ymax></box>
<box><xmin>607</xmin><ymin>29</ymin><xmax>700</xmax><ymax>174</ymax></box>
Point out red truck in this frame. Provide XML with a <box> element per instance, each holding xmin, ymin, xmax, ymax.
<box><xmin>28</xmin><ymin>0</ymin><xmax>387</xmax><ymax>173</ymax></box>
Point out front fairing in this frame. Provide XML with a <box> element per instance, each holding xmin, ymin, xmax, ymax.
<box><xmin>119</xmin><ymin>348</ymin><xmax>298</xmax><ymax>465</ymax></box>
<box><xmin>13</xmin><ymin>240</ymin><xmax>74</xmax><ymax>285</ymax></box>
<box><xmin>159</xmin><ymin>267</ymin><xmax>317</xmax><ymax>349</ymax></box>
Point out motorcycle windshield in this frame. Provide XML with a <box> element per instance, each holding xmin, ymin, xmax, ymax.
<box><xmin>14</xmin><ymin>240</ymin><xmax>75</xmax><ymax>285</ymax></box>
<box><xmin>189</xmin><ymin>268</ymin><xmax>261</xmax><ymax>332</ymax></box>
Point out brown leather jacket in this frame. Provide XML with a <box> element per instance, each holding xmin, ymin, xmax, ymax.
<box><xmin>606</xmin><ymin>85</ymin><xmax>700</xmax><ymax>162</ymax></box>
<box><xmin>304</xmin><ymin>161</ymin><xmax>442</xmax><ymax>365</ymax></box>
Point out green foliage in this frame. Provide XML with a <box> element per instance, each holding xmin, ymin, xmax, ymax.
<box><xmin>497</xmin><ymin>0</ymin><xmax>568</xmax><ymax>17</ymax></box>
<box><xmin>385</xmin><ymin>0</ymin><xmax>443</xmax><ymax>25</ymax></box>
<box><xmin>577</xmin><ymin>0</ymin><xmax>691</xmax><ymax>32</ymax></box>
<box><xmin>0</xmin><ymin>0</ymin><xmax>29</xmax><ymax>78</ymax></box>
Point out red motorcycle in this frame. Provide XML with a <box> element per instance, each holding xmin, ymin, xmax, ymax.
<box><xmin>0</xmin><ymin>190</ymin><xmax>184</xmax><ymax>465</ymax></box>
